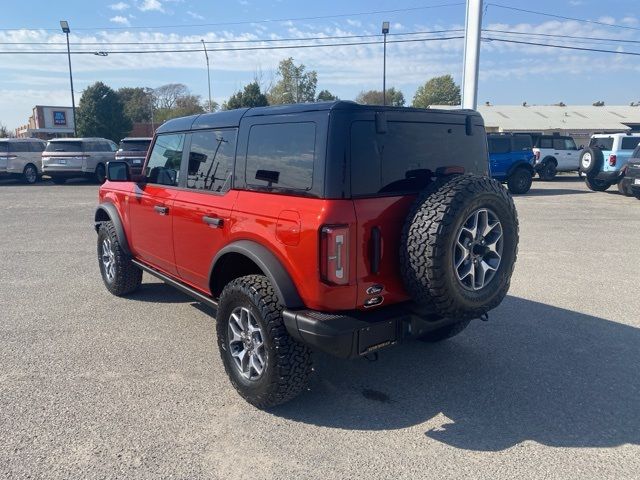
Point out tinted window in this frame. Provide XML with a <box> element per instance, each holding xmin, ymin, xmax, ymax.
<box><xmin>621</xmin><ymin>137</ymin><xmax>640</xmax><ymax>150</ymax></box>
<box><xmin>84</xmin><ymin>142</ymin><xmax>102</xmax><ymax>152</ymax></box>
<box><xmin>589</xmin><ymin>137</ymin><xmax>614</xmax><ymax>150</ymax></box>
<box><xmin>351</xmin><ymin>120</ymin><xmax>488</xmax><ymax>196</ymax></box>
<box><xmin>10</xmin><ymin>142</ymin><xmax>32</xmax><ymax>153</ymax></box>
<box><xmin>119</xmin><ymin>140</ymin><xmax>151</xmax><ymax>152</ymax></box>
<box><xmin>186</xmin><ymin>129</ymin><xmax>237</xmax><ymax>193</ymax></box>
<box><xmin>30</xmin><ymin>141</ymin><xmax>45</xmax><ymax>152</ymax></box>
<box><xmin>488</xmin><ymin>137</ymin><xmax>511</xmax><ymax>154</ymax></box>
<box><xmin>564</xmin><ymin>138</ymin><xmax>577</xmax><ymax>150</ymax></box>
<box><xmin>552</xmin><ymin>138</ymin><xmax>566</xmax><ymax>150</ymax></box>
<box><xmin>539</xmin><ymin>138</ymin><xmax>553</xmax><ymax>148</ymax></box>
<box><xmin>45</xmin><ymin>141</ymin><xmax>82</xmax><ymax>152</ymax></box>
<box><xmin>0</xmin><ymin>142</ymin><xmax>7</xmax><ymax>155</ymax></box>
<box><xmin>632</xmin><ymin>145</ymin><xmax>640</xmax><ymax>159</ymax></box>
<box><xmin>246</xmin><ymin>123</ymin><xmax>315</xmax><ymax>191</ymax></box>
<box><xmin>512</xmin><ymin>135</ymin><xmax>533</xmax><ymax>151</ymax></box>
<box><xmin>145</xmin><ymin>133</ymin><xmax>185</xmax><ymax>187</ymax></box>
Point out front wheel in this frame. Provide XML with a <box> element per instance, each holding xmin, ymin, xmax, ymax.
<box><xmin>217</xmin><ymin>275</ymin><xmax>312</xmax><ymax>408</ymax></box>
<box><xmin>97</xmin><ymin>221</ymin><xmax>142</xmax><ymax>296</ymax></box>
<box><xmin>585</xmin><ymin>174</ymin><xmax>610</xmax><ymax>192</ymax></box>
<box><xmin>507</xmin><ymin>168</ymin><xmax>532</xmax><ymax>194</ymax></box>
<box><xmin>22</xmin><ymin>164</ymin><xmax>38</xmax><ymax>184</ymax></box>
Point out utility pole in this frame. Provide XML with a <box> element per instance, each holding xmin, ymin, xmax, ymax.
<box><xmin>201</xmin><ymin>39</ymin><xmax>213</xmax><ymax>112</ymax></box>
<box><xmin>462</xmin><ymin>0</ymin><xmax>483</xmax><ymax>110</ymax></box>
<box><xmin>382</xmin><ymin>21</ymin><xmax>390</xmax><ymax>106</ymax></box>
<box><xmin>60</xmin><ymin>20</ymin><xmax>77</xmax><ymax>136</ymax></box>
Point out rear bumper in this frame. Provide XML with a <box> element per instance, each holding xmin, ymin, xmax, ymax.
<box><xmin>283</xmin><ymin>303</ymin><xmax>460</xmax><ymax>359</ymax></box>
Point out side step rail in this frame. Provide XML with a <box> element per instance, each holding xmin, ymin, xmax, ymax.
<box><xmin>131</xmin><ymin>259</ymin><xmax>218</xmax><ymax>311</ymax></box>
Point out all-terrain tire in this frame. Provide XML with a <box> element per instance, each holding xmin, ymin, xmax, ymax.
<box><xmin>217</xmin><ymin>275</ymin><xmax>312</xmax><ymax>409</ymax></box>
<box><xmin>538</xmin><ymin>160</ymin><xmax>557</xmax><ymax>181</ymax></box>
<box><xmin>579</xmin><ymin>148</ymin><xmax>603</xmax><ymax>174</ymax></box>
<box><xmin>419</xmin><ymin>320</ymin><xmax>471</xmax><ymax>343</ymax></box>
<box><xmin>97</xmin><ymin>221</ymin><xmax>142</xmax><ymax>296</ymax></box>
<box><xmin>585</xmin><ymin>174</ymin><xmax>610</xmax><ymax>192</ymax></box>
<box><xmin>400</xmin><ymin>174</ymin><xmax>519</xmax><ymax>320</ymax></box>
<box><xmin>507</xmin><ymin>167</ymin><xmax>532</xmax><ymax>194</ymax></box>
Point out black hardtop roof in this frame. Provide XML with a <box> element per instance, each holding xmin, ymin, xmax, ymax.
<box><xmin>155</xmin><ymin>101</ymin><xmax>480</xmax><ymax>134</ymax></box>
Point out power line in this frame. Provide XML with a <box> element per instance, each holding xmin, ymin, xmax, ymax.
<box><xmin>486</xmin><ymin>3</ymin><xmax>640</xmax><ymax>32</ymax></box>
<box><xmin>484</xmin><ymin>29</ymin><xmax>640</xmax><ymax>45</ymax></box>
<box><xmin>0</xmin><ymin>2</ymin><xmax>464</xmax><ymax>32</ymax></box>
<box><xmin>482</xmin><ymin>36</ymin><xmax>640</xmax><ymax>56</ymax></box>
<box><xmin>0</xmin><ymin>35</ymin><xmax>465</xmax><ymax>54</ymax></box>
<box><xmin>0</xmin><ymin>29</ymin><xmax>463</xmax><ymax>46</ymax></box>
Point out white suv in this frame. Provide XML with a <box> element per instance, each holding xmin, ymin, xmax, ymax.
<box><xmin>0</xmin><ymin>138</ymin><xmax>47</xmax><ymax>184</ymax></box>
<box><xmin>532</xmin><ymin>135</ymin><xmax>579</xmax><ymax>180</ymax></box>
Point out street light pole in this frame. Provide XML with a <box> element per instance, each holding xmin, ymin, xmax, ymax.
<box><xmin>462</xmin><ymin>0</ymin><xmax>483</xmax><ymax>110</ymax></box>
<box><xmin>60</xmin><ymin>20</ymin><xmax>76</xmax><ymax>136</ymax></box>
<box><xmin>382</xmin><ymin>21</ymin><xmax>390</xmax><ymax>106</ymax></box>
<box><xmin>201</xmin><ymin>39</ymin><xmax>213</xmax><ymax>112</ymax></box>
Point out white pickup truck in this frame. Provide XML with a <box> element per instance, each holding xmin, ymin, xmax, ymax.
<box><xmin>532</xmin><ymin>135</ymin><xmax>579</xmax><ymax>180</ymax></box>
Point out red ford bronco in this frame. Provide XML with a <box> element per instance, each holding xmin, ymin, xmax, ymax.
<box><xmin>95</xmin><ymin>102</ymin><xmax>518</xmax><ymax>408</ymax></box>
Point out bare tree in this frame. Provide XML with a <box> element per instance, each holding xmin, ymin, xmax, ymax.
<box><xmin>153</xmin><ymin>83</ymin><xmax>189</xmax><ymax>110</ymax></box>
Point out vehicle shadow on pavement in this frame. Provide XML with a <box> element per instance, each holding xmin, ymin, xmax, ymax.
<box><xmin>127</xmin><ymin>281</ymin><xmax>196</xmax><ymax>304</ymax></box>
<box><xmin>274</xmin><ymin>296</ymin><xmax>639</xmax><ymax>451</ymax></box>
<box><xmin>525</xmin><ymin>188</ymin><xmax>591</xmax><ymax>197</ymax></box>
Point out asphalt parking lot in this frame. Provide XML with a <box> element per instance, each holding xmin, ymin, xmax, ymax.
<box><xmin>1</xmin><ymin>176</ymin><xmax>639</xmax><ymax>479</ymax></box>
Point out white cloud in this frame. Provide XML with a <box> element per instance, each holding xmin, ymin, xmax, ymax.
<box><xmin>109</xmin><ymin>2</ymin><xmax>129</xmax><ymax>10</ymax></box>
<box><xmin>187</xmin><ymin>10</ymin><xmax>205</xmax><ymax>20</ymax></box>
<box><xmin>346</xmin><ymin>19</ymin><xmax>362</xmax><ymax>28</ymax></box>
<box><xmin>597</xmin><ymin>16</ymin><xmax>616</xmax><ymax>25</ymax></box>
<box><xmin>569</xmin><ymin>1</ymin><xmax>583</xmax><ymax>5</ymax></box>
<box><xmin>138</xmin><ymin>0</ymin><xmax>163</xmax><ymax>12</ymax></box>
<box><xmin>109</xmin><ymin>16</ymin><xmax>131</xmax><ymax>26</ymax></box>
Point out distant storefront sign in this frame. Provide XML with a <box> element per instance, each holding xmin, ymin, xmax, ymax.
<box><xmin>53</xmin><ymin>111</ymin><xmax>67</xmax><ymax>126</ymax></box>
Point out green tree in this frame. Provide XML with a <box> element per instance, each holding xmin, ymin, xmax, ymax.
<box><xmin>117</xmin><ymin>87</ymin><xmax>153</xmax><ymax>123</ymax></box>
<box><xmin>412</xmin><ymin>75</ymin><xmax>460</xmax><ymax>108</ymax></box>
<box><xmin>268</xmin><ymin>58</ymin><xmax>318</xmax><ymax>104</ymax></box>
<box><xmin>76</xmin><ymin>82</ymin><xmax>132</xmax><ymax>141</ymax></box>
<box><xmin>223</xmin><ymin>82</ymin><xmax>269</xmax><ymax>110</ymax></box>
<box><xmin>355</xmin><ymin>87</ymin><xmax>405</xmax><ymax>107</ymax></box>
<box><xmin>316</xmin><ymin>89</ymin><xmax>338</xmax><ymax>102</ymax></box>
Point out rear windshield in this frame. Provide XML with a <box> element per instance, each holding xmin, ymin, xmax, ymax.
<box><xmin>621</xmin><ymin>137</ymin><xmax>640</xmax><ymax>150</ymax></box>
<box><xmin>119</xmin><ymin>140</ymin><xmax>151</xmax><ymax>152</ymax></box>
<box><xmin>589</xmin><ymin>137</ymin><xmax>614</xmax><ymax>150</ymax></box>
<box><xmin>351</xmin><ymin>120</ymin><xmax>487</xmax><ymax>196</ymax></box>
<box><xmin>45</xmin><ymin>141</ymin><xmax>82</xmax><ymax>153</ymax></box>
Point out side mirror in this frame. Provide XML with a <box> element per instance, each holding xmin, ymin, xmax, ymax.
<box><xmin>106</xmin><ymin>161</ymin><xmax>131</xmax><ymax>182</ymax></box>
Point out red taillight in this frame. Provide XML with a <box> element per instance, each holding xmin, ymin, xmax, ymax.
<box><xmin>609</xmin><ymin>154</ymin><xmax>617</xmax><ymax>166</ymax></box>
<box><xmin>320</xmin><ymin>225</ymin><xmax>349</xmax><ymax>285</ymax></box>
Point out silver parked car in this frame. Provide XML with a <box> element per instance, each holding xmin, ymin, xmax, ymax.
<box><xmin>0</xmin><ymin>138</ymin><xmax>47</xmax><ymax>184</ymax></box>
<box><xmin>42</xmin><ymin>137</ymin><xmax>118</xmax><ymax>184</ymax></box>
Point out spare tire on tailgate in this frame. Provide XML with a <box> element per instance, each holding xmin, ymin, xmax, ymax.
<box><xmin>400</xmin><ymin>174</ymin><xmax>519</xmax><ymax>320</ymax></box>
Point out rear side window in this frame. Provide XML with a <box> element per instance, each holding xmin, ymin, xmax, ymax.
<box><xmin>590</xmin><ymin>137</ymin><xmax>614</xmax><ymax>150</ymax></box>
<box><xmin>539</xmin><ymin>138</ymin><xmax>553</xmax><ymax>149</ymax></box>
<box><xmin>351</xmin><ymin>120</ymin><xmax>487</xmax><ymax>196</ymax></box>
<box><xmin>46</xmin><ymin>141</ymin><xmax>82</xmax><ymax>152</ymax></box>
<box><xmin>145</xmin><ymin>133</ymin><xmax>185</xmax><ymax>187</ymax></box>
<box><xmin>246</xmin><ymin>122</ymin><xmax>315</xmax><ymax>192</ymax></box>
<box><xmin>186</xmin><ymin>129</ymin><xmax>237</xmax><ymax>193</ymax></box>
<box><xmin>488</xmin><ymin>137</ymin><xmax>511</xmax><ymax>154</ymax></box>
<box><xmin>621</xmin><ymin>137</ymin><xmax>640</xmax><ymax>150</ymax></box>
<box><xmin>512</xmin><ymin>135</ymin><xmax>532</xmax><ymax>151</ymax></box>
<box><xmin>552</xmin><ymin>138</ymin><xmax>565</xmax><ymax>150</ymax></box>
<box><xmin>0</xmin><ymin>142</ymin><xmax>7</xmax><ymax>154</ymax></box>
<box><xmin>9</xmin><ymin>142</ymin><xmax>31</xmax><ymax>153</ymax></box>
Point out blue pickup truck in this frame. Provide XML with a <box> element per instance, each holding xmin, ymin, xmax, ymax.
<box><xmin>487</xmin><ymin>133</ymin><xmax>536</xmax><ymax>194</ymax></box>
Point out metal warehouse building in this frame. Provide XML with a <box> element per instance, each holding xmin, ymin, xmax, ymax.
<box><xmin>434</xmin><ymin>105</ymin><xmax>640</xmax><ymax>147</ymax></box>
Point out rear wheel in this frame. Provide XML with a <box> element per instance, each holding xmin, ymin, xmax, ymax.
<box><xmin>507</xmin><ymin>168</ymin><xmax>532</xmax><ymax>194</ymax></box>
<box><xmin>538</xmin><ymin>161</ymin><xmax>557</xmax><ymax>181</ymax></box>
<box><xmin>22</xmin><ymin>164</ymin><xmax>38</xmax><ymax>184</ymax></box>
<box><xmin>585</xmin><ymin>174</ymin><xmax>610</xmax><ymax>192</ymax></box>
<box><xmin>217</xmin><ymin>275</ymin><xmax>312</xmax><ymax>408</ymax></box>
<box><xmin>400</xmin><ymin>175</ymin><xmax>519</xmax><ymax>320</ymax></box>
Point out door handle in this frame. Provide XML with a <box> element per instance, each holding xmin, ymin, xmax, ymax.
<box><xmin>203</xmin><ymin>215</ymin><xmax>224</xmax><ymax>228</ymax></box>
<box><xmin>154</xmin><ymin>205</ymin><xmax>169</xmax><ymax>215</ymax></box>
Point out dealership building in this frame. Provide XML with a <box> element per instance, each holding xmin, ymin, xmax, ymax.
<box><xmin>15</xmin><ymin>105</ymin><xmax>75</xmax><ymax>139</ymax></box>
<box><xmin>435</xmin><ymin>104</ymin><xmax>640</xmax><ymax>147</ymax></box>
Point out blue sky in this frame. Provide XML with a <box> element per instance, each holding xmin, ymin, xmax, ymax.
<box><xmin>1</xmin><ymin>0</ymin><xmax>639</xmax><ymax>128</ymax></box>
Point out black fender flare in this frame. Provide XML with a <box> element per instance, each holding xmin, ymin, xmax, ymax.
<box><xmin>94</xmin><ymin>203</ymin><xmax>131</xmax><ymax>256</ymax></box>
<box><xmin>507</xmin><ymin>161</ymin><xmax>534</xmax><ymax>178</ymax></box>
<box><xmin>210</xmin><ymin>240</ymin><xmax>304</xmax><ymax>309</ymax></box>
